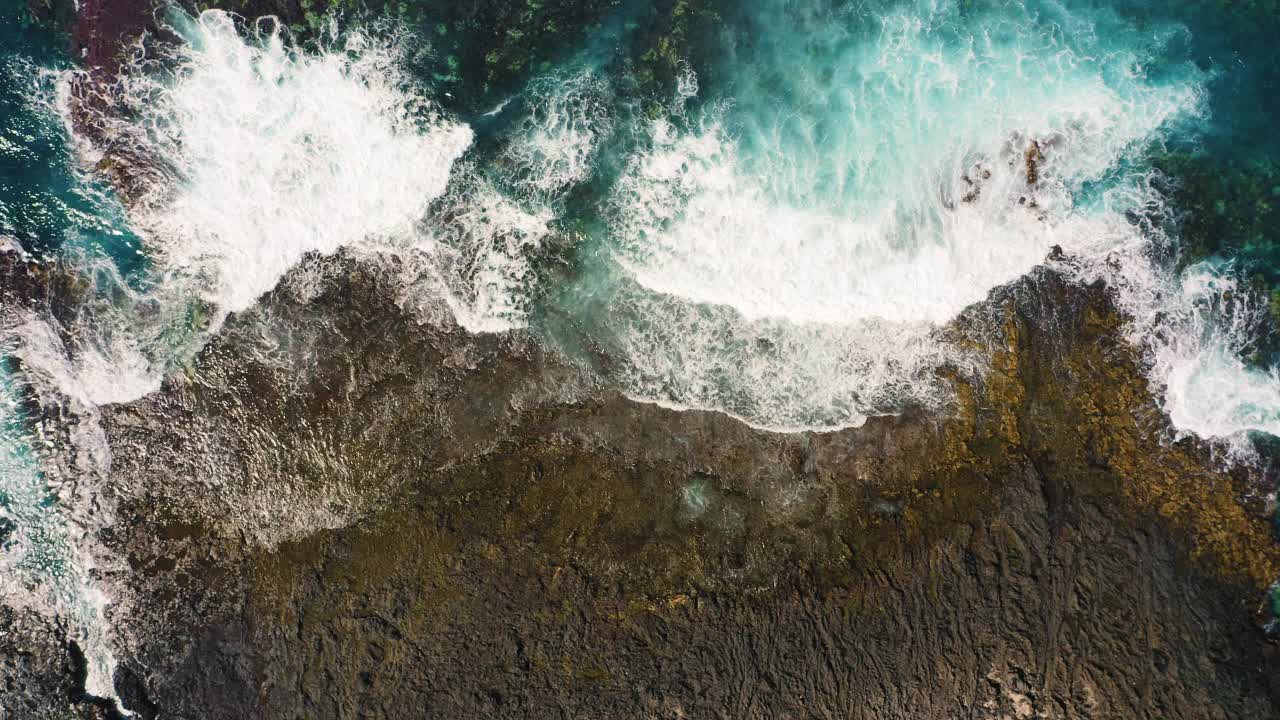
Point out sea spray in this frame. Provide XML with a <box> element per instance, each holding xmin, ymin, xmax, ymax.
<box><xmin>396</xmin><ymin>66</ymin><xmax>615</xmax><ymax>332</ymax></box>
<box><xmin>0</xmin><ymin>346</ymin><xmax>121</xmax><ymax>709</ymax></box>
<box><xmin>32</xmin><ymin>6</ymin><xmax>578</xmax><ymax>409</ymax></box>
<box><xmin>402</xmin><ymin>168</ymin><xmax>554</xmax><ymax>333</ymax></box>
<box><xmin>32</xmin><ymin>0</ymin><xmax>1279</xmax><ymax>443</ymax></box>
<box><xmin>566</xmin><ymin>0</ymin><xmax>1207</xmax><ymax>430</ymax></box>
<box><xmin>90</xmin><ymin>9</ymin><xmax>472</xmax><ymax>316</ymax></box>
<box><xmin>501</xmin><ymin>69</ymin><xmax>614</xmax><ymax>198</ymax></box>
<box><xmin>1114</xmin><ymin>258</ymin><xmax>1280</xmax><ymax>449</ymax></box>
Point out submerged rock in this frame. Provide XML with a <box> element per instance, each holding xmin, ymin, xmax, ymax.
<box><xmin>7</xmin><ymin>2</ymin><xmax>1280</xmax><ymax>717</ymax></box>
<box><xmin>0</xmin><ymin>605</ymin><xmax>116</xmax><ymax>719</ymax></box>
<box><xmin>72</xmin><ymin>250</ymin><xmax>1280</xmax><ymax>719</ymax></box>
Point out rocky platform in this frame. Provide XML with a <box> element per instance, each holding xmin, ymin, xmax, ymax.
<box><xmin>4</xmin><ymin>0</ymin><xmax>1280</xmax><ymax>716</ymax></box>
<box><xmin>4</xmin><ymin>249</ymin><xmax>1271</xmax><ymax>719</ymax></box>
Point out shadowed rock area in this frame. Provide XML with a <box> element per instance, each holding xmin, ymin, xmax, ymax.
<box><xmin>44</xmin><ymin>250</ymin><xmax>1272</xmax><ymax>719</ymax></box>
<box><xmin>0</xmin><ymin>605</ymin><xmax>120</xmax><ymax>720</ymax></box>
<box><xmin>4</xmin><ymin>1</ymin><xmax>1280</xmax><ymax>717</ymax></box>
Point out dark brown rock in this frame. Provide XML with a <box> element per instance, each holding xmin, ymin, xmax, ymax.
<box><xmin>0</xmin><ymin>605</ymin><xmax>120</xmax><ymax>720</ymax></box>
<box><xmin>83</xmin><ymin>252</ymin><xmax>1280</xmax><ymax>719</ymax></box>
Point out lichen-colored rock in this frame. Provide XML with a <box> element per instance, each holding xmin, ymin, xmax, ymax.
<box><xmin>77</xmin><ymin>251</ymin><xmax>1280</xmax><ymax>719</ymax></box>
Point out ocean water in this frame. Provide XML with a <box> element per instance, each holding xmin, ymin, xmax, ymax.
<box><xmin>11</xmin><ymin>0</ymin><xmax>1266</xmax><ymax>431</ymax></box>
<box><xmin>0</xmin><ymin>5</ymin><xmax>139</xmax><ymax>265</ymax></box>
<box><xmin>0</xmin><ymin>345</ymin><xmax>119</xmax><ymax>704</ymax></box>
<box><xmin>564</xmin><ymin>0</ymin><xmax>1208</xmax><ymax>429</ymax></box>
<box><xmin>1</xmin><ymin>6</ymin><xmax>127</xmax><ymax>707</ymax></box>
<box><xmin>3</xmin><ymin>0</ymin><xmax>1280</xmax><ymax>708</ymax></box>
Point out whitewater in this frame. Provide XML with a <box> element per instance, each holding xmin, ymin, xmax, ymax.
<box><xmin>14</xmin><ymin>2</ymin><xmax>1270</xmax><ymax>438</ymax></box>
<box><xmin>4</xmin><ymin>0</ymin><xmax>1280</xmax><ymax>712</ymax></box>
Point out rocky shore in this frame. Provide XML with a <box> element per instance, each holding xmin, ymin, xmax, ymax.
<box><xmin>5</xmin><ymin>247</ymin><xmax>1276</xmax><ymax>718</ymax></box>
<box><xmin>4</xmin><ymin>1</ymin><xmax>1280</xmax><ymax>717</ymax></box>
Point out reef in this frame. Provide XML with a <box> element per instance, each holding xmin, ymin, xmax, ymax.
<box><xmin>3</xmin><ymin>248</ymin><xmax>1268</xmax><ymax>718</ymax></box>
<box><xmin>25</xmin><ymin>0</ymin><xmax>727</xmax><ymax>114</ymax></box>
<box><xmin>6</xmin><ymin>1</ymin><xmax>1280</xmax><ymax>718</ymax></box>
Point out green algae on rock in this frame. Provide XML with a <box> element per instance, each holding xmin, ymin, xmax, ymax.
<box><xmin>83</xmin><ymin>252</ymin><xmax>1280</xmax><ymax>718</ymax></box>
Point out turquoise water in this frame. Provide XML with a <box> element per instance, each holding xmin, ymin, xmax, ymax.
<box><xmin>3</xmin><ymin>0</ymin><xmax>1280</xmax><ymax>698</ymax></box>
<box><xmin>0</xmin><ymin>3</ymin><xmax>1275</xmax><ymax>452</ymax></box>
<box><xmin>539</xmin><ymin>0</ymin><xmax>1211</xmax><ymax>428</ymax></box>
<box><xmin>1</xmin><ymin>0</ymin><xmax>1276</xmax><ymax>433</ymax></box>
<box><xmin>0</xmin><ymin>3</ymin><xmax>139</xmax><ymax>267</ymax></box>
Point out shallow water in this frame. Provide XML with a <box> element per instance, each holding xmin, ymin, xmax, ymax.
<box><xmin>4</xmin><ymin>1</ymin><xmax>1271</xmax><ymax>432</ymax></box>
<box><xmin>564</xmin><ymin>0</ymin><xmax>1207</xmax><ymax>428</ymax></box>
<box><xmin>3</xmin><ymin>0</ymin><xmax>1280</xmax><ymax>710</ymax></box>
<box><xmin>0</xmin><ymin>346</ymin><xmax>118</xmax><ymax>703</ymax></box>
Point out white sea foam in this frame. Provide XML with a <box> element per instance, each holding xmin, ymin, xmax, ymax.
<box><xmin>502</xmin><ymin>69</ymin><xmax>612</xmax><ymax>198</ymax></box>
<box><xmin>0</xmin><ymin>338</ymin><xmax>121</xmax><ymax>708</ymax></box>
<box><xmin>44</xmin><ymin>9</ymin><xmax>573</xmax><ymax>401</ymax></box>
<box><xmin>1088</xmin><ymin>252</ymin><xmax>1280</xmax><ymax>452</ymax></box>
<box><xmin>397</xmin><ymin>170</ymin><xmax>552</xmax><ymax>333</ymax></box>
<box><xmin>93</xmin><ymin>10</ymin><xmax>473</xmax><ymax>315</ymax></box>
<box><xmin>41</xmin><ymin>3</ymin><xmax>1274</xmax><ymax>446</ymax></box>
<box><xmin>601</xmin><ymin>1</ymin><xmax>1207</xmax><ymax>430</ymax></box>
<box><xmin>392</xmin><ymin>67</ymin><xmax>612</xmax><ymax>331</ymax></box>
<box><xmin>606</xmin><ymin>285</ymin><xmax>964</xmax><ymax>431</ymax></box>
<box><xmin>1161</xmin><ymin>266</ymin><xmax>1280</xmax><ymax>440</ymax></box>
<box><xmin>2</xmin><ymin>10</ymin><xmax>579</xmax><ymax>570</ymax></box>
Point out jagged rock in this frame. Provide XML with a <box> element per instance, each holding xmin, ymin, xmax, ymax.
<box><xmin>83</xmin><ymin>251</ymin><xmax>1280</xmax><ymax>719</ymax></box>
<box><xmin>0</xmin><ymin>605</ymin><xmax>118</xmax><ymax>719</ymax></box>
<box><xmin>1025</xmin><ymin>141</ymin><xmax>1044</xmax><ymax>185</ymax></box>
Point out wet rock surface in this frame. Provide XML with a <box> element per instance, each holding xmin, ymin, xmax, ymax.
<box><xmin>55</xmin><ymin>251</ymin><xmax>1277</xmax><ymax>719</ymax></box>
<box><xmin>0</xmin><ymin>605</ymin><xmax>117</xmax><ymax>720</ymax></box>
<box><xmin>5</xmin><ymin>2</ymin><xmax>1280</xmax><ymax>717</ymax></box>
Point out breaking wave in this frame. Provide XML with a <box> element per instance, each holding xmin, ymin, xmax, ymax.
<box><xmin>590</xmin><ymin>0</ymin><xmax>1207</xmax><ymax>430</ymax></box>
<box><xmin>8</xmin><ymin>0</ymin><xmax>1280</xmax><ymax>714</ymax></box>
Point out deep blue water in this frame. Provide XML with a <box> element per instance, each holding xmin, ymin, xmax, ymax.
<box><xmin>0</xmin><ymin>1</ymin><xmax>139</xmax><ymax>267</ymax></box>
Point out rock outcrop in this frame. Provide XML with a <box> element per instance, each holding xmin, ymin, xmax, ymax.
<box><xmin>6</xmin><ymin>2</ymin><xmax>1280</xmax><ymax>717</ymax></box>
<box><xmin>72</xmin><ymin>251</ymin><xmax>1280</xmax><ymax>719</ymax></box>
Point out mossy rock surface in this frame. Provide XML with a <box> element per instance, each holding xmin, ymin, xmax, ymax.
<box><xmin>8</xmin><ymin>1</ymin><xmax>1280</xmax><ymax>716</ymax></box>
<box><xmin>71</xmin><ymin>251</ymin><xmax>1280</xmax><ymax>718</ymax></box>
